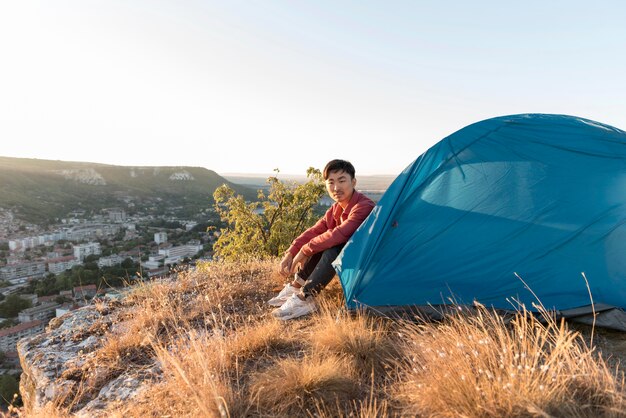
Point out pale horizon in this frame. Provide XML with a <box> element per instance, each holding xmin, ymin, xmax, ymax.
<box><xmin>2</xmin><ymin>1</ymin><xmax>626</xmax><ymax>176</ymax></box>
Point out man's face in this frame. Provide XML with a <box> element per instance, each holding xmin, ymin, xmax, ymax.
<box><xmin>325</xmin><ymin>169</ymin><xmax>356</xmax><ymax>205</ymax></box>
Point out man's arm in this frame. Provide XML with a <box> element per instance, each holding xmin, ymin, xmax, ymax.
<box><xmin>290</xmin><ymin>250</ymin><xmax>311</xmax><ymax>274</ymax></box>
<box><xmin>285</xmin><ymin>208</ymin><xmax>331</xmax><ymax>257</ymax></box>
<box><xmin>279</xmin><ymin>252</ymin><xmax>293</xmax><ymax>277</ymax></box>
<box><xmin>300</xmin><ymin>200</ymin><xmax>375</xmax><ymax>256</ymax></box>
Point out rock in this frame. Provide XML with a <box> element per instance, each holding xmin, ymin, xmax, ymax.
<box><xmin>17</xmin><ymin>299</ymin><xmax>156</xmax><ymax>416</ymax></box>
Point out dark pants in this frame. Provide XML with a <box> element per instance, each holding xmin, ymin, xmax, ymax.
<box><xmin>298</xmin><ymin>245</ymin><xmax>344</xmax><ymax>298</ymax></box>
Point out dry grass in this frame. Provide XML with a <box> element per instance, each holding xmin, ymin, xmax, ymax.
<box><xmin>310</xmin><ymin>304</ymin><xmax>399</xmax><ymax>378</ymax></box>
<box><xmin>308</xmin><ymin>394</ymin><xmax>391</xmax><ymax>418</ymax></box>
<box><xmin>148</xmin><ymin>330</ymin><xmax>249</xmax><ymax>418</ymax></box>
<box><xmin>394</xmin><ymin>304</ymin><xmax>626</xmax><ymax>417</ymax></box>
<box><xmin>15</xmin><ymin>260</ymin><xmax>626</xmax><ymax>418</ymax></box>
<box><xmin>249</xmin><ymin>354</ymin><xmax>361</xmax><ymax>415</ymax></box>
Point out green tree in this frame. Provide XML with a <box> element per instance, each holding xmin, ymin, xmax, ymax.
<box><xmin>0</xmin><ymin>319</ymin><xmax>17</xmax><ymax>329</ymax></box>
<box><xmin>0</xmin><ymin>295</ymin><xmax>32</xmax><ymax>318</ymax></box>
<box><xmin>84</xmin><ymin>254</ymin><xmax>100</xmax><ymax>263</ymax></box>
<box><xmin>55</xmin><ymin>295</ymin><xmax>72</xmax><ymax>304</ymax></box>
<box><xmin>35</xmin><ymin>274</ymin><xmax>57</xmax><ymax>296</ymax></box>
<box><xmin>121</xmin><ymin>257</ymin><xmax>135</xmax><ymax>269</ymax></box>
<box><xmin>0</xmin><ymin>374</ymin><xmax>19</xmax><ymax>406</ymax></box>
<box><xmin>212</xmin><ymin>168</ymin><xmax>326</xmax><ymax>261</ymax></box>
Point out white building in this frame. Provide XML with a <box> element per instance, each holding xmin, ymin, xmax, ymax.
<box><xmin>47</xmin><ymin>256</ymin><xmax>80</xmax><ymax>274</ymax></box>
<box><xmin>158</xmin><ymin>244</ymin><xmax>203</xmax><ymax>264</ymax></box>
<box><xmin>0</xmin><ymin>262</ymin><xmax>47</xmax><ymax>282</ymax></box>
<box><xmin>142</xmin><ymin>255</ymin><xmax>165</xmax><ymax>270</ymax></box>
<box><xmin>65</xmin><ymin>223</ymin><xmax>121</xmax><ymax>242</ymax></box>
<box><xmin>56</xmin><ymin>306</ymin><xmax>72</xmax><ymax>317</ymax></box>
<box><xmin>18</xmin><ymin>302</ymin><xmax>61</xmax><ymax>323</ymax></box>
<box><xmin>0</xmin><ymin>320</ymin><xmax>44</xmax><ymax>352</ymax></box>
<box><xmin>97</xmin><ymin>254</ymin><xmax>125</xmax><ymax>268</ymax></box>
<box><xmin>9</xmin><ymin>230</ymin><xmax>69</xmax><ymax>251</ymax></box>
<box><xmin>108</xmin><ymin>209</ymin><xmax>126</xmax><ymax>223</ymax></box>
<box><xmin>154</xmin><ymin>232</ymin><xmax>168</xmax><ymax>244</ymax></box>
<box><xmin>73</xmin><ymin>242</ymin><xmax>101</xmax><ymax>261</ymax></box>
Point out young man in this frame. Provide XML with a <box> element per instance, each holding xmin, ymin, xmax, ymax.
<box><xmin>269</xmin><ymin>159</ymin><xmax>375</xmax><ymax>320</ymax></box>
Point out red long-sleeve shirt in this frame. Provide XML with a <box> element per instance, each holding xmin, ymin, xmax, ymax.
<box><xmin>287</xmin><ymin>190</ymin><xmax>375</xmax><ymax>257</ymax></box>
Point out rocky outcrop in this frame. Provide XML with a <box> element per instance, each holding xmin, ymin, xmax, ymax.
<box><xmin>55</xmin><ymin>169</ymin><xmax>107</xmax><ymax>185</ymax></box>
<box><xmin>169</xmin><ymin>170</ymin><xmax>195</xmax><ymax>181</ymax></box>
<box><xmin>17</xmin><ymin>299</ymin><xmax>159</xmax><ymax>417</ymax></box>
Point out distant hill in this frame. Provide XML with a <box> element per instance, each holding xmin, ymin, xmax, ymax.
<box><xmin>224</xmin><ymin>173</ymin><xmax>396</xmax><ymax>202</ymax></box>
<box><xmin>0</xmin><ymin>157</ymin><xmax>255</xmax><ymax>224</ymax></box>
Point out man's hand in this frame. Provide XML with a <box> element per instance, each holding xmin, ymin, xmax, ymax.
<box><xmin>291</xmin><ymin>250</ymin><xmax>311</xmax><ymax>274</ymax></box>
<box><xmin>279</xmin><ymin>252</ymin><xmax>294</xmax><ymax>277</ymax></box>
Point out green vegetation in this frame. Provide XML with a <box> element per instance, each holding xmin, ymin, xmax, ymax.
<box><xmin>147</xmin><ymin>219</ymin><xmax>184</xmax><ymax>230</ymax></box>
<box><xmin>213</xmin><ymin>168</ymin><xmax>326</xmax><ymax>260</ymax></box>
<box><xmin>0</xmin><ymin>374</ymin><xmax>19</xmax><ymax>407</ymax></box>
<box><xmin>0</xmin><ymin>319</ymin><xmax>17</xmax><ymax>329</ymax></box>
<box><xmin>32</xmin><ymin>259</ymin><xmax>141</xmax><ymax>296</ymax></box>
<box><xmin>0</xmin><ymin>295</ymin><xmax>32</xmax><ymax>318</ymax></box>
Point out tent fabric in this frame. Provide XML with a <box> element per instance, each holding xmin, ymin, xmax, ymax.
<box><xmin>333</xmin><ymin>114</ymin><xmax>626</xmax><ymax>327</ymax></box>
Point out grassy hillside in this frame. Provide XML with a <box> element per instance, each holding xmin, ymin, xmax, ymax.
<box><xmin>0</xmin><ymin>157</ymin><xmax>255</xmax><ymax>223</ymax></box>
<box><xmin>20</xmin><ymin>259</ymin><xmax>626</xmax><ymax>417</ymax></box>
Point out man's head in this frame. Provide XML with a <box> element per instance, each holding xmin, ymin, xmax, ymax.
<box><xmin>323</xmin><ymin>159</ymin><xmax>357</xmax><ymax>207</ymax></box>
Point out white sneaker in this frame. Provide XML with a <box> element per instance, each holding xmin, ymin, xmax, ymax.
<box><xmin>267</xmin><ymin>283</ymin><xmax>299</xmax><ymax>307</ymax></box>
<box><xmin>272</xmin><ymin>294</ymin><xmax>317</xmax><ymax>320</ymax></box>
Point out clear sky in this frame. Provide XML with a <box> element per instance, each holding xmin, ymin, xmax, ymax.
<box><xmin>1</xmin><ymin>1</ymin><xmax>625</xmax><ymax>176</ymax></box>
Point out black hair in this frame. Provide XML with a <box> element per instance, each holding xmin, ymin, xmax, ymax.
<box><xmin>323</xmin><ymin>159</ymin><xmax>355</xmax><ymax>180</ymax></box>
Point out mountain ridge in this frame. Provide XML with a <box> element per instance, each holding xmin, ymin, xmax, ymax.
<box><xmin>0</xmin><ymin>156</ymin><xmax>255</xmax><ymax>224</ymax></box>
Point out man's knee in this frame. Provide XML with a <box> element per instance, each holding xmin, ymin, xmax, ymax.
<box><xmin>319</xmin><ymin>245</ymin><xmax>344</xmax><ymax>264</ymax></box>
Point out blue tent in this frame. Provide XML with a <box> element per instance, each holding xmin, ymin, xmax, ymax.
<box><xmin>334</xmin><ymin>114</ymin><xmax>626</xmax><ymax>329</ymax></box>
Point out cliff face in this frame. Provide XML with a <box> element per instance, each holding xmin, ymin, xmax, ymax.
<box><xmin>17</xmin><ymin>299</ymin><xmax>158</xmax><ymax>416</ymax></box>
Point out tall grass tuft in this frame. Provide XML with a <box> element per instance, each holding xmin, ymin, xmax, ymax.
<box><xmin>250</xmin><ymin>354</ymin><xmax>361</xmax><ymax>415</ymax></box>
<box><xmin>394</xmin><ymin>303</ymin><xmax>626</xmax><ymax>417</ymax></box>
<box><xmin>310</xmin><ymin>304</ymin><xmax>399</xmax><ymax>379</ymax></box>
<box><xmin>148</xmin><ymin>330</ymin><xmax>249</xmax><ymax>418</ymax></box>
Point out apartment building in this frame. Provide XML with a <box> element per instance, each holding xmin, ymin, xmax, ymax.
<box><xmin>108</xmin><ymin>209</ymin><xmax>127</xmax><ymax>223</ymax></box>
<box><xmin>47</xmin><ymin>255</ymin><xmax>80</xmax><ymax>274</ymax></box>
<box><xmin>18</xmin><ymin>302</ymin><xmax>61</xmax><ymax>323</ymax></box>
<box><xmin>97</xmin><ymin>254</ymin><xmax>124</xmax><ymax>268</ymax></box>
<box><xmin>8</xmin><ymin>231</ymin><xmax>68</xmax><ymax>251</ymax></box>
<box><xmin>73</xmin><ymin>242</ymin><xmax>101</xmax><ymax>261</ymax></box>
<box><xmin>154</xmin><ymin>232</ymin><xmax>168</xmax><ymax>244</ymax></box>
<box><xmin>0</xmin><ymin>261</ymin><xmax>46</xmax><ymax>282</ymax></box>
<box><xmin>0</xmin><ymin>320</ymin><xmax>44</xmax><ymax>352</ymax></box>
<box><xmin>142</xmin><ymin>255</ymin><xmax>165</xmax><ymax>270</ymax></box>
<box><xmin>66</xmin><ymin>224</ymin><xmax>120</xmax><ymax>241</ymax></box>
<box><xmin>158</xmin><ymin>244</ymin><xmax>203</xmax><ymax>263</ymax></box>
